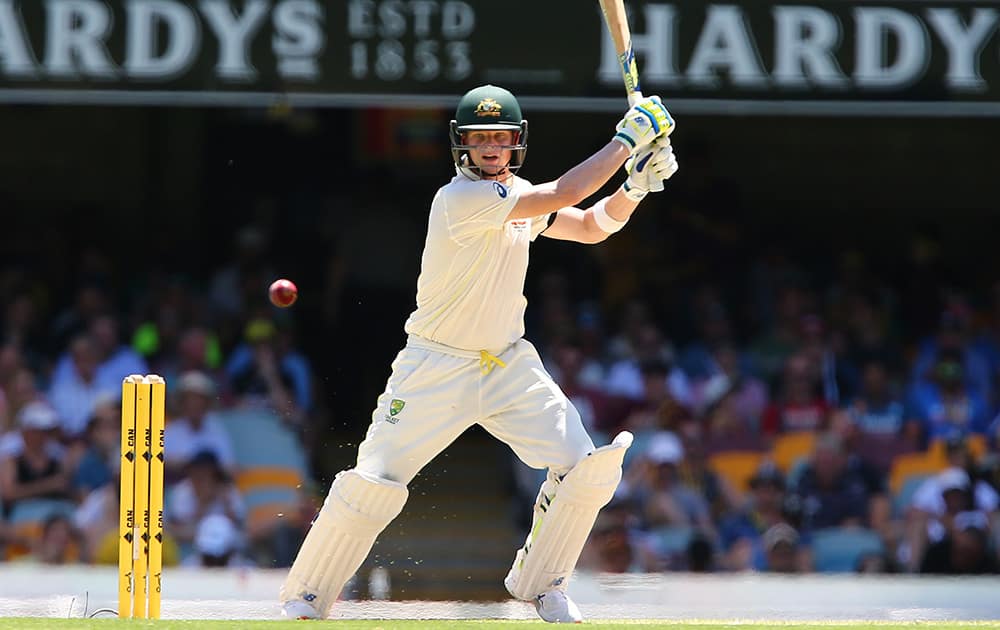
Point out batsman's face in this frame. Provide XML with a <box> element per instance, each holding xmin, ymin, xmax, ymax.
<box><xmin>465</xmin><ymin>130</ymin><xmax>514</xmax><ymax>177</ymax></box>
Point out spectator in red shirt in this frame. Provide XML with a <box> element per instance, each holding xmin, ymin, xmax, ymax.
<box><xmin>762</xmin><ymin>353</ymin><xmax>829</xmax><ymax>435</ymax></box>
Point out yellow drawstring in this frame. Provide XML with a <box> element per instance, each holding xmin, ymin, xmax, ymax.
<box><xmin>479</xmin><ymin>350</ymin><xmax>506</xmax><ymax>376</ymax></box>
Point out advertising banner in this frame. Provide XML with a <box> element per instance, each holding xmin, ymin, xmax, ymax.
<box><xmin>1</xmin><ymin>1</ymin><xmax>998</xmax><ymax>114</ymax></box>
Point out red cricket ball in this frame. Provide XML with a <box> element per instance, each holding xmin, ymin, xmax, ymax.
<box><xmin>269</xmin><ymin>279</ymin><xmax>298</xmax><ymax>308</ymax></box>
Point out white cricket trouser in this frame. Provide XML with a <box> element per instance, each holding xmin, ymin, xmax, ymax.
<box><xmin>356</xmin><ymin>334</ymin><xmax>595</xmax><ymax>484</ymax></box>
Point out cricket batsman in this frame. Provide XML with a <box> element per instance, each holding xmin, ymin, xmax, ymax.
<box><xmin>280</xmin><ymin>85</ymin><xmax>678</xmax><ymax>623</ymax></box>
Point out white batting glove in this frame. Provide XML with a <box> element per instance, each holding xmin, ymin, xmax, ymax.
<box><xmin>612</xmin><ymin>96</ymin><xmax>675</xmax><ymax>152</ymax></box>
<box><xmin>622</xmin><ymin>138</ymin><xmax>679</xmax><ymax>201</ymax></box>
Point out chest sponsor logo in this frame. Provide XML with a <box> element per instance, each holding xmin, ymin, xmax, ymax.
<box><xmin>493</xmin><ymin>182</ymin><xmax>508</xmax><ymax>198</ymax></box>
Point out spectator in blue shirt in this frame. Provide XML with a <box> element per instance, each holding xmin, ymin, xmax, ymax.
<box><xmin>911</xmin><ymin>309</ymin><xmax>994</xmax><ymax>409</ymax></box>
<box><xmin>719</xmin><ymin>462</ymin><xmax>789</xmax><ymax>571</ymax></box>
<box><xmin>71</xmin><ymin>395</ymin><xmax>120</xmax><ymax>501</ymax></box>
<box><xmin>226</xmin><ymin>319</ymin><xmax>311</xmax><ymax>426</ymax></box>
<box><xmin>50</xmin><ymin>314</ymin><xmax>148</xmax><ymax>400</ymax></box>
<box><xmin>47</xmin><ymin>336</ymin><xmax>116</xmax><ymax>438</ymax></box>
<box><xmin>848</xmin><ymin>358</ymin><xmax>915</xmax><ymax>442</ymax></box>
<box><xmin>906</xmin><ymin>350</ymin><xmax>991</xmax><ymax>443</ymax></box>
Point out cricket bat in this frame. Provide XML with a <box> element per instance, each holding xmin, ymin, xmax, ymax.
<box><xmin>598</xmin><ymin>0</ymin><xmax>643</xmax><ymax>107</ymax></box>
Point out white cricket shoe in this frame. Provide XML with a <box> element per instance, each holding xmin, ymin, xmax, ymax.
<box><xmin>533</xmin><ymin>590</ymin><xmax>583</xmax><ymax>624</ymax></box>
<box><xmin>281</xmin><ymin>600</ymin><xmax>321</xmax><ymax>620</ymax></box>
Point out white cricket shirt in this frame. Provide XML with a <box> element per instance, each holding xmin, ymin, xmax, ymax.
<box><xmin>404</xmin><ymin>171</ymin><xmax>550</xmax><ymax>353</ymax></box>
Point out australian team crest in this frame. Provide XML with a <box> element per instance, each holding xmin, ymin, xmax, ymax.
<box><xmin>389</xmin><ymin>399</ymin><xmax>406</xmax><ymax>416</ymax></box>
<box><xmin>475</xmin><ymin>98</ymin><xmax>502</xmax><ymax>117</ymax></box>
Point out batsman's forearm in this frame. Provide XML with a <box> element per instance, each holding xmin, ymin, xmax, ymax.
<box><xmin>604</xmin><ymin>186</ymin><xmax>642</xmax><ymax>222</ymax></box>
<box><xmin>580</xmin><ymin>189</ymin><xmax>642</xmax><ymax>243</ymax></box>
<box><xmin>554</xmin><ymin>141</ymin><xmax>630</xmax><ymax>206</ymax></box>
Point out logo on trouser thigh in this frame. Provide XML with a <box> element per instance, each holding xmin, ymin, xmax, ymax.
<box><xmin>383</xmin><ymin>399</ymin><xmax>406</xmax><ymax>424</ymax></box>
<box><xmin>300</xmin><ymin>592</ymin><xmax>317</xmax><ymax>602</ymax></box>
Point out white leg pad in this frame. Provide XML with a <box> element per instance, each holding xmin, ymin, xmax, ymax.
<box><xmin>505</xmin><ymin>431</ymin><xmax>633</xmax><ymax>601</ymax></box>
<box><xmin>279</xmin><ymin>469</ymin><xmax>408</xmax><ymax>617</ymax></box>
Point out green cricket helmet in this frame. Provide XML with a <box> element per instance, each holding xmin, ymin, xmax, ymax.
<box><xmin>450</xmin><ymin>85</ymin><xmax>528</xmax><ymax>179</ymax></box>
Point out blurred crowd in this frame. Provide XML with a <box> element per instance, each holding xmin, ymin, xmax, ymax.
<box><xmin>2</xmin><ymin>216</ymin><xmax>1000</xmax><ymax>579</ymax></box>
<box><xmin>533</xmin><ymin>272</ymin><xmax>1000</xmax><ymax>575</ymax></box>
<box><xmin>0</xmin><ymin>235</ymin><xmax>319</xmax><ymax>569</ymax></box>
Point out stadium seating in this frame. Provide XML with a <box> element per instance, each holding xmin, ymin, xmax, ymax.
<box><xmin>888</xmin><ymin>451</ymin><xmax>945</xmax><ymax>496</ymax></box>
<box><xmin>929</xmin><ymin>434</ymin><xmax>988</xmax><ymax>464</ymax></box>
<box><xmin>708</xmin><ymin>451</ymin><xmax>765</xmax><ymax>493</ymax></box>
<box><xmin>810</xmin><ymin>527</ymin><xmax>884</xmax><ymax>572</ymax></box>
<box><xmin>892</xmin><ymin>474</ymin><xmax>931</xmax><ymax>518</ymax></box>
<box><xmin>217</xmin><ymin>408</ymin><xmax>309</xmax><ymax>534</ymax></box>
<box><xmin>771</xmin><ymin>432</ymin><xmax>816</xmax><ymax>473</ymax></box>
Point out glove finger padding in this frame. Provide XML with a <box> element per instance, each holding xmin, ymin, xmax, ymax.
<box><xmin>652</xmin><ymin>153</ymin><xmax>679</xmax><ymax>180</ymax></box>
<box><xmin>636</xmin><ymin>141</ymin><xmax>676</xmax><ymax>193</ymax></box>
<box><xmin>643</xmin><ymin>172</ymin><xmax>666</xmax><ymax>194</ymax></box>
<box><xmin>622</xmin><ymin>129</ymin><xmax>677</xmax><ymax>200</ymax></box>
<box><xmin>646</xmin><ymin>150</ymin><xmax>674</xmax><ymax>172</ymax></box>
<box><xmin>644</xmin><ymin>163</ymin><xmax>677</xmax><ymax>194</ymax></box>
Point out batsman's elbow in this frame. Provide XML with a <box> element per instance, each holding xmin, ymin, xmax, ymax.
<box><xmin>581</xmin><ymin>212</ymin><xmax>612</xmax><ymax>244</ymax></box>
<box><xmin>582</xmin><ymin>226</ymin><xmax>610</xmax><ymax>245</ymax></box>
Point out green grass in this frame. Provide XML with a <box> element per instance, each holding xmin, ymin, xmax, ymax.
<box><xmin>2</xmin><ymin>621</ymin><xmax>1000</xmax><ymax>630</ymax></box>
